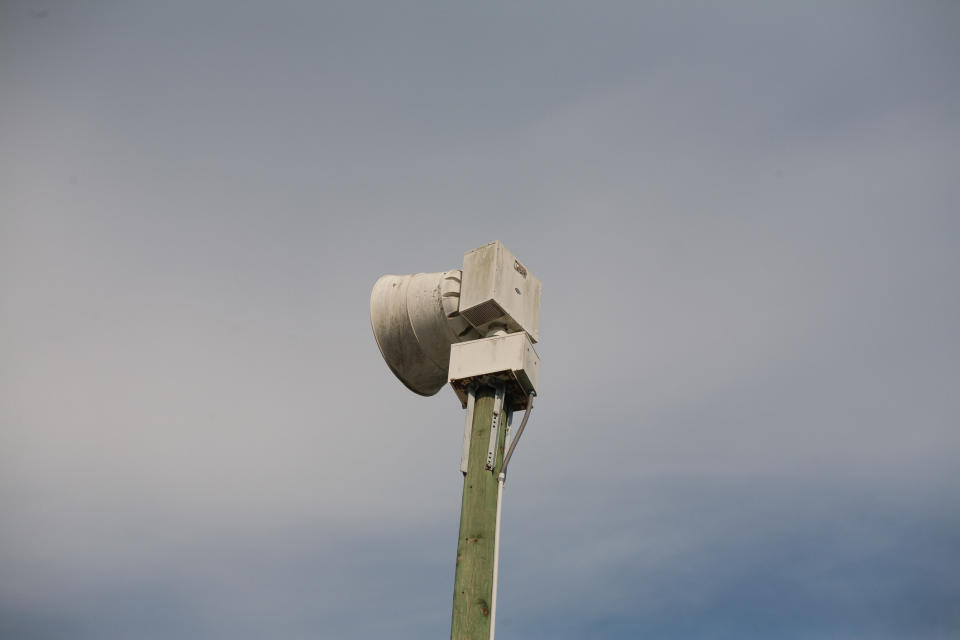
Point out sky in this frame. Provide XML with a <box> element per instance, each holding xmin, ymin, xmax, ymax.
<box><xmin>1</xmin><ymin>1</ymin><xmax>958</xmax><ymax>638</ymax></box>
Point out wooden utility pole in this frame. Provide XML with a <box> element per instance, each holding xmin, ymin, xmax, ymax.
<box><xmin>450</xmin><ymin>385</ymin><xmax>508</xmax><ymax>640</ymax></box>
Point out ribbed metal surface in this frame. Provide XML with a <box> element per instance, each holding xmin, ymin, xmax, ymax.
<box><xmin>460</xmin><ymin>299</ymin><xmax>504</xmax><ymax>328</ymax></box>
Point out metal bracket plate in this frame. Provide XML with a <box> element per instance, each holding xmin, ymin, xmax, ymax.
<box><xmin>460</xmin><ymin>386</ymin><xmax>476</xmax><ymax>475</ymax></box>
<box><xmin>485</xmin><ymin>385</ymin><xmax>506</xmax><ymax>471</ymax></box>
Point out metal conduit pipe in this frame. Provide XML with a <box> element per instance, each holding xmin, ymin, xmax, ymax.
<box><xmin>489</xmin><ymin>392</ymin><xmax>534</xmax><ymax>640</ymax></box>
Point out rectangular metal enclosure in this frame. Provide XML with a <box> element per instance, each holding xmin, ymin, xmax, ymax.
<box><xmin>459</xmin><ymin>241</ymin><xmax>542</xmax><ymax>342</ymax></box>
<box><xmin>448</xmin><ymin>332</ymin><xmax>539</xmax><ymax>410</ymax></box>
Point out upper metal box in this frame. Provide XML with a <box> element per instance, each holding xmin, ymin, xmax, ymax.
<box><xmin>459</xmin><ymin>241</ymin><xmax>541</xmax><ymax>342</ymax></box>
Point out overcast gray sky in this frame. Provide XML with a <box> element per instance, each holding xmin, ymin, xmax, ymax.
<box><xmin>2</xmin><ymin>1</ymin><xmax>959</xmax><ymax>638</ymax></box>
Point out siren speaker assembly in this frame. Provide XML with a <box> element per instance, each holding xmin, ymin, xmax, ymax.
<box><xmin>370</xmin><ymin>269</ymin><xmax>480</xmax><ymax>395</ymax></box>
<box><xmin>370</xmin><ymin>241</ymin><xmax>541</xmax><ymax>398</ymax></box>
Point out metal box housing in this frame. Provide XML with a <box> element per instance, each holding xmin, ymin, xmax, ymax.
<box><xmin>459</xmin><ymin>241</ymin><xmax>541</xmax><ymax>342</ymax></box>
<box><xmin>448</xmin><ymin>332</ymin><xmax>539</xmax><ymax>410</ymax></box>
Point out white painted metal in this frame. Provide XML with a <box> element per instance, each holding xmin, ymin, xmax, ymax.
<box><xmin>370</xmin><ymin>269</ymin><xmax>480</xmax><ymax>395</ymax></box>
<box><xmin>485</xmin><ymin>385</ymin><xmax>505</xmax><ymax>471</ymax></box>
<box><xmin>370</xmin><ymin>241</ymin><xmax>541</xmax><ymax>400</ymax></box>
<box><xmin>448</xmin><ymin>332</ymin><xmax>539</xmax><ymax>409</ymax></box>
<box><xmin>460</xmin><ymin>241</ymin><xmax>542</xmax><ymax>342</ymax></box>
<box><xmin>460</xmin><ymin>387</ymin><xmax>476</xmax><ymax>475</ymax></box>
<box><xmin>490</xmin><ymin>471</ymin><xmax>505</xmax><ymax>640</ymax></box>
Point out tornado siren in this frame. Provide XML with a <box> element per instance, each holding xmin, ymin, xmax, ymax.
<box><xmin>370</xmin><ymin>240</ymin><xmax>540</xmax><ymax>401</ymax></box>
<box><xmin>369</xmin><ymin>240</ymin><xmax>541</xmax><ymax>640</ymax></box>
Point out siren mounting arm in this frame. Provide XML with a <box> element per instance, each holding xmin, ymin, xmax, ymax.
<box><xmin>500</xmin><ymin>392</ymin><xmax>534</xmax><ymax>481</ymax></box>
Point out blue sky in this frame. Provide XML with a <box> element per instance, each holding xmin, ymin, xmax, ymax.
<box><xmin>1</xmin><ymin>2</ymin><xmax>958</xmax><ymax>638</ymax></box>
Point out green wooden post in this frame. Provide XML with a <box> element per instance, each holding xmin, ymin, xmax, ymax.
<box><xmin>451</xmin><ymin>385</ymin><xmax>508</xmax><ymax>640</ymax></box>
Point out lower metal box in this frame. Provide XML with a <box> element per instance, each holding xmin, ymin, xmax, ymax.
<box><xmin>448</xmin><ymin>332</ymin><xmax>539</xmax><ymax>409</ymax></box>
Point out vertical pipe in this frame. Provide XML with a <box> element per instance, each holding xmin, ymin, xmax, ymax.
<box><xmin>490</xmin><ymin>472</ymin><xmax>505</xmax><ymax>640</ymax></box>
